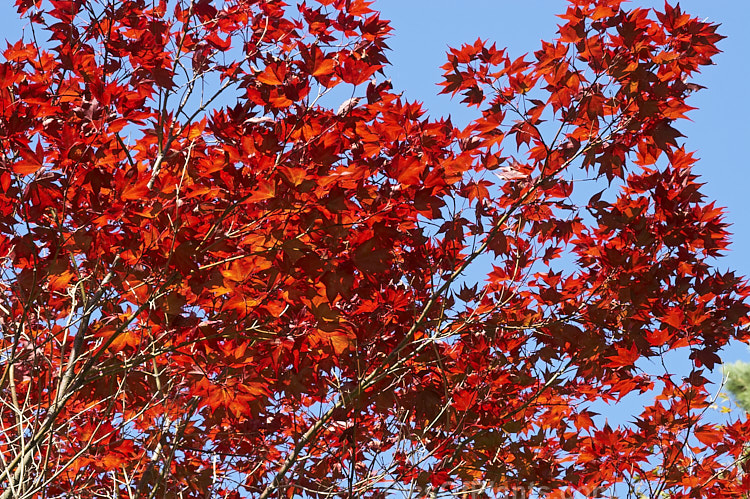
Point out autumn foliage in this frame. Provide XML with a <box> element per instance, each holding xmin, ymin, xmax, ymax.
<box><xmin>1</xmin><ymin>0</ymin><xmax>749</xmax><ymax>497</ymax></box>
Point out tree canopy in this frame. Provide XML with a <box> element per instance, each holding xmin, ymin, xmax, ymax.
<box><xmin>0</xmin><ymin>0</ymin><xmax>749</xmax><ymax>497</ymax></box>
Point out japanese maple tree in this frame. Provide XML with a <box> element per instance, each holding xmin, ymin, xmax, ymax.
<box><xmin>1</xmin><ymin>0</ymin><xmax>749</xmax><ymax>497</ymax></box>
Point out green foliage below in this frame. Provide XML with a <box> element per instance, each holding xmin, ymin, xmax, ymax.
<box><xmin>724</xmin><ymin>361</ymin><xmax>750</xmax><ymax>413</ymax></box>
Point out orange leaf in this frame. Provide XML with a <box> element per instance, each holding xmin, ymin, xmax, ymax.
<box><xmin>452</xmin><ymin>389</ymin><xmax>477</xmax><ymax>412</ymax></box>
<box><xmin>312</xmin><ymin>58</ymin><xmax>335</xmax><ymax>78</ymax></box>
<box><xmin>246</xmin><ymin>180</ymin><xmax>275</xmax><ymax>202</ymax></box>
<box><xmin>13</xmin><ymin>151</ymin><xmax>42</xmax><ymax>174</ymax></box>
<box><xmin>279</xmin><ymin>166</ymin><xmax>307</xmax><ymax>186</ymax></box>
<box><xmin>48</xmin><ymin>271</ymin><xmax>74</xmax><ymax>292</ymax></box>
<box><xmin>605</xmin><ymin>344</ymin><xmax>639</xmax><ymax>368</ymax></box>
<box><xmin>257</xmin><ymin>63</ymin><xmax>286</xmax><ymax>86</ymax></box>
<box><xmin>694</xmin><ymin>426</ymin><xmax>722</xmax><ymax>446</ymax></box>
<box><xmin>121</xmin><ymin>181</ymin><xmax>149</xmax><ymax>201</ymax></box>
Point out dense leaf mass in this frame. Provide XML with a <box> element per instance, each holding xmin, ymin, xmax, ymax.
<box><xmin>0</xmin><ymin>0</ymin><xmax>748</xmax><ymax>497</ymax></box>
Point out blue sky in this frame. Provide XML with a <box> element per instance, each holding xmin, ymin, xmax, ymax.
<box><xmin>372</xmin><ymin>0</ymin><xmax>750</xmax><ymax>427</ymax></box>
<box><xmin>376</xmin><ymin>1</ymin><xmax>750</xmax><ymax>377</ymax></box>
